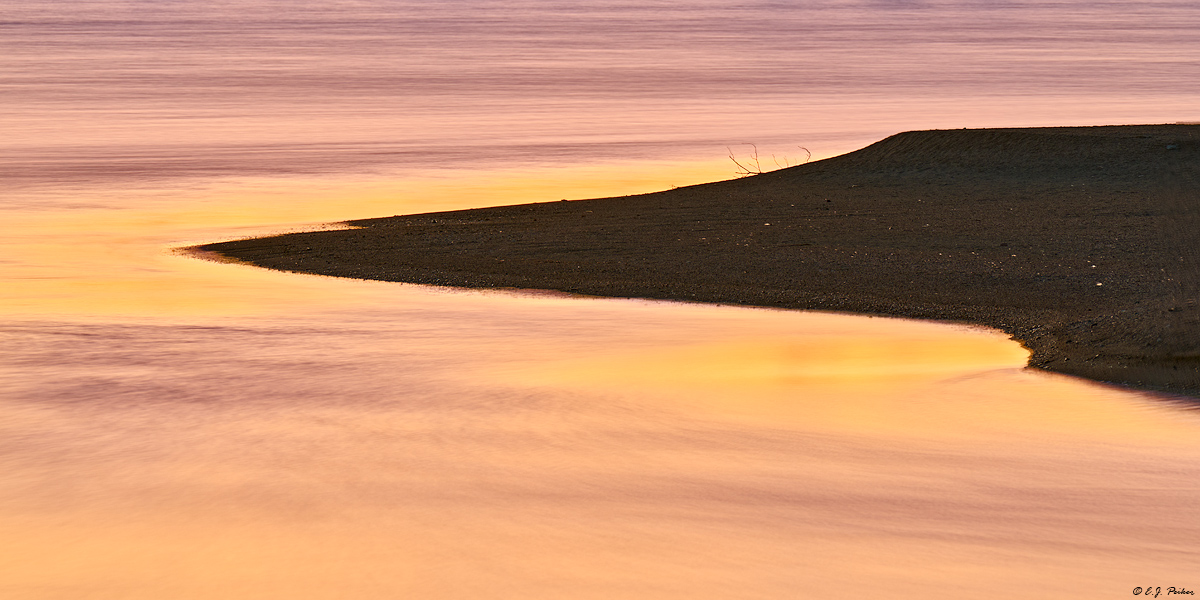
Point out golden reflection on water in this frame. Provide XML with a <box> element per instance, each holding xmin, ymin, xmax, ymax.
<box><xmin>522</xmin><ymin>322</ymin><xmax>1200</xmax><ymax>446</ymax></box>
<box><xmin>1</xmin><ymin>159</ymin><xmax>725</xmax><ymax>317</ymax></box>
<box><xmin>4</xmin><ymin>288</ymin><xmax>1199</xmax><ymax>600</ymax></box>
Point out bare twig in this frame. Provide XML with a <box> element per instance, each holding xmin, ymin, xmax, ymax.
<box><xmin>728</xmin><ymin>143</ymin><xmax>763</xmax><ymax>176</ymax></box>
<box><xmin>730</xmin><ymin>144</ymin><xmax>811</xmax><ymax>175</ymax></box>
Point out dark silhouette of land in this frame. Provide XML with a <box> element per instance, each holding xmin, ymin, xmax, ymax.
<box><xmin>199</xmin><ymin>125</ymin><xmax>1200</xmax><ymax>397</ymax></box>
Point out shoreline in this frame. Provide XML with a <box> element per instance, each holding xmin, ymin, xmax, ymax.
<box><xmin>198</xmin><ymin>125</ymin><xmax>1200</xmax><ymax>398</ymax></box>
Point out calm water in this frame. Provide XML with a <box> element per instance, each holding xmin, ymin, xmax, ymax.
<box><xmin>3</xmin><ymin>1</ymin><xmax>1200</xmax><ymax>597</ymax></box>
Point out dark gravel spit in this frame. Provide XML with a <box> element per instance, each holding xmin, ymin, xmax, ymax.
<box><xmin>199</xmin><ymin>125</ymin><xmax>1200</xmax><ymax>398</ymax></box>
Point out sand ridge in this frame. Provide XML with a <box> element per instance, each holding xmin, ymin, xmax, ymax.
<box><xmin>200</xmin><ymin>125</ymin><xmax>1200</xmax><ymax>397</ymax></box>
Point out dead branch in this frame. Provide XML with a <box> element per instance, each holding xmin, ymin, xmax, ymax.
<box><xmin>728</xmin><ymin>143</ymin><xmax>763</xmax><ymax>176</ymax></box>
<box><xmin>730</xmin><ymin>144</ymin><xmax>811</xmax><ymax>176</ymax></box>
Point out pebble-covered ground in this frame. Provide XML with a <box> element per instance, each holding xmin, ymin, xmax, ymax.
<box><xmin>201</xmin><ymin>125</ymin><xmax>1200</xmax><ymax>397</ymax></box>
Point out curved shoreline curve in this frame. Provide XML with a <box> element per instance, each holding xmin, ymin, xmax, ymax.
<box><xmin>198</xmin><ymin>125</ymin><xmax>1200</xmax><ymax>398</ymax></box>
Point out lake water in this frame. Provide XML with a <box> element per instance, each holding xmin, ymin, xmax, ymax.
<box><xmin>2</xmin><ymin>1</ymin><xmax>1199</xmax><ymax>597</ymax></box>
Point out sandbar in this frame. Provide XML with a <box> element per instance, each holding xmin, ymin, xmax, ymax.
<box><xmin>199</xmin><ymin>125</ymin><xmax>1200</xmax><ymax>397</ymax></box>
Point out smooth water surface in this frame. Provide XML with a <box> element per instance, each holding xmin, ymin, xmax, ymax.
<box><xmin>3</xmin><ymin>1</ymin><xmax>1200</xmax><ymax>597</ymax></box>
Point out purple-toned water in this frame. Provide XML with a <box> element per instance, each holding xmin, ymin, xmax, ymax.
<box><xmin>3</xmin><ymin>1</ymin><xmax>1200</xmax><ymax>597</ymax></box>
<box><xmin>4</xmin><ymin>0</ymin><xmax>1198</xmax><ymax>198</ymax></box>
